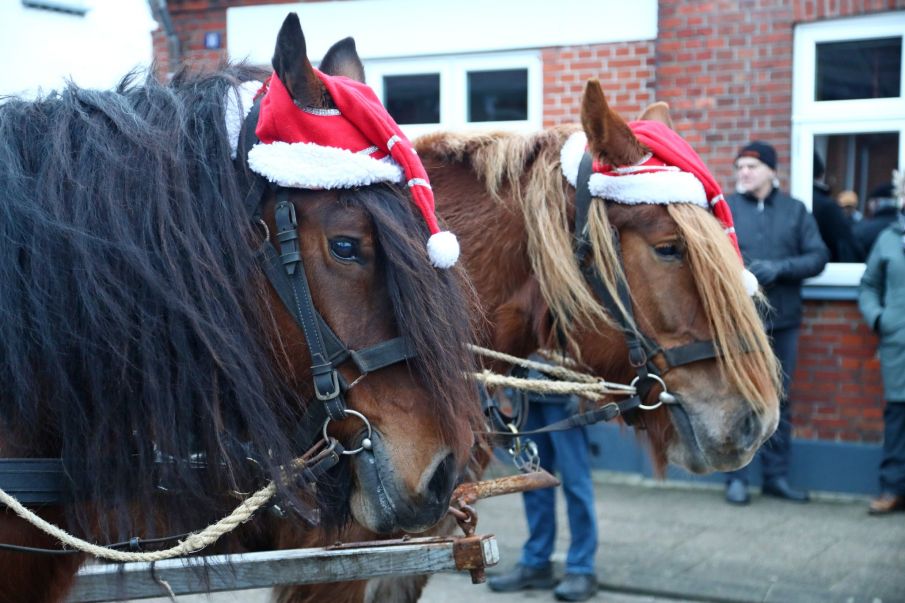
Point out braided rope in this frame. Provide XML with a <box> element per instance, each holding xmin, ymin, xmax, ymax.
<box><xmin>0</xmin><ymin>476</ymin><xmax>277</xmax><ymax>562</ymax></box>
<box><xmin>468</xmin><ymin>344</ymin><xmax>635</xmax><ymax>399</ymax></box>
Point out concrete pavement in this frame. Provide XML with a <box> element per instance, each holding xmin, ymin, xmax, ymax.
<box><xmin>421</xmin><ymin>468</ymin><xmax>905</xmax><ymax>603</ymax></box>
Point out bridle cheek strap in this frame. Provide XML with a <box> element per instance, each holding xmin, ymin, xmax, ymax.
<box><xmin>570</xmin><ymin>152</ymin><xmax>724</xmax><ymax>423</ymax></box>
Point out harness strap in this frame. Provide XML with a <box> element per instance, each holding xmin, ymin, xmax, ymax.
<box><xmin>482</xmin><ymin>394</ymin><xmax>642</xmax><ymax>439</ymax></box>
<box><xmin>273</xmin><ymin>191</ymin><xmax>345</xmax><ymax>420</ymax></box>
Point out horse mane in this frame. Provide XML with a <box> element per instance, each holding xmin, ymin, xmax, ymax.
<box><xmin>416</xmin><ymin>126</ymin><xmax>610</xmax><ymax>342</ymax></box>
<box><xmin>418</xmin><ymin>128</ymin><xmax>780</xmax><ymax>414</ymax></box>
<box><xmin>0</xmin><ymin>64</ymin><xmax>479</xmax><ymax>539</ymax></box>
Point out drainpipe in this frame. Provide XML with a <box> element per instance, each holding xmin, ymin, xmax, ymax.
<box><xmin>148</xmin><ymin>0</ymin><xmax>181</xmax><ymax>77</ymax></box>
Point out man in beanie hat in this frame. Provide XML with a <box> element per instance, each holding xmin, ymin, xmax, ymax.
<box><xmin>723</xmin><ymin>141</ymin><xmax>829</xmax><ymax>505</ymax></box>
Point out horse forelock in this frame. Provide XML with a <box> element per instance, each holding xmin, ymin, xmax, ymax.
<box><xmin>666</xmin><ymin>204</ymin><xmax>782</xmax><ymax>413</ymax></box>
<box><xmin>0</xmin><ymin>64</ymin><xmax>309</xmax><ymax>538</ymax></box>
<box><xmin>343</xmin><ymin>186</ymin><xmax>483</xmax><ymax>444</ymax></box>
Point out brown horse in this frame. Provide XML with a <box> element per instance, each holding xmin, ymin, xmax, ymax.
<box><xmin>275</xmin><ymin>42</ymin><xmax>781</xmax><ymax>603</ymax></box>
<box><xmin>0</xmin><ymin>14</ymin><xmax>479</xmax><ymax>602</ymax></box>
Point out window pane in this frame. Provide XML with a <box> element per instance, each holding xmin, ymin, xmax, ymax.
<box><xmin>467</xmin><ymin>69</ymin><xmax>528</xmax><ymax>122</ymax></box>
<box><xmin>815</xmin><ymin>37</ymin><xmax>901</xmax><ymax>101</ymax></box>
<box><xmin>814</xmin><ymin>131</ymin><xmax>900</xmax><ymax>257</ymax></box>
<box><xmin>383</xmin><ymin>74</ymin><xmax>440</xmax><ymax>125</ymax></box>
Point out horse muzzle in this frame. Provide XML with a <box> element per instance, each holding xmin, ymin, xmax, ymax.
<box><xmin>349</xmin><ymin>430</ymin><xmax>458</xmax><ymax>534</ymax></box>
<box><xmin>666</xmin><ymin>395</ymin><xmax>774</xmax><ymax>474</ymax></box>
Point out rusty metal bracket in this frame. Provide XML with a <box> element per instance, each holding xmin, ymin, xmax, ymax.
<box><xmin>453</xmin><ymin>534</ymin><xmax>500</xmax><ymax>584</ymax></box>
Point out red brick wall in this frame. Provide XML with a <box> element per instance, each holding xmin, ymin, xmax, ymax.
<box><xmin>793</xmin><ymin>300</ymin><xmax>885</xmax><ymax>443</ymax></box>
<box><xmin>542</xmin><ymin>42</ymin><xmax>655</xmax><ymax>128</ymax></box>
<box><xmin>153</xmin><ymin>0</ymin><xmax>297</xmax><ymax>77</ymax></box>
<box><xmin>656</xmin><ymin>0</ymin><xmax>905</xmax><ymax>197</ymax></box>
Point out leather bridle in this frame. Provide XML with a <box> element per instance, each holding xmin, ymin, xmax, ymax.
<box><xmin>570</xmin><ymin>152</ymin><xmax>725</xmax><ymax>424</ymax></box>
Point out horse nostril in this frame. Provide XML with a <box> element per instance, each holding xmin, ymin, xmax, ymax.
<box><xmin>736</xmin><ymin>408</ymin><xmax>761</xmax><ymax>450</ymax></box>
<box><xmin>426</xmin><ymin>453</ymin><xmax>457</xmax><ymax>504</ymax></box>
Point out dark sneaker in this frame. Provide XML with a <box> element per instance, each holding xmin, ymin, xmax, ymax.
<box><xmin>486</xmin><ymin>563</ymin><xmax>555</xmax><ymax>592</ymax></box>
<box><xmin>554</xmin><ymin>573</ymin><xmax>598</xmax><ymax>601</ymax></box>
<box><xmin>762</xmin><ymin>477</ymin><xmax>810</xmax><ymax>503</ymax></box>
<box><xmin>725</xmin><ymin>478</ymin><xmax>750</xmax><ymax>505</ymax></box>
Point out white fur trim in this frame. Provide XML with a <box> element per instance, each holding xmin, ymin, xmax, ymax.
<box><xmin>561</xmin><ymin>130</ymin><xmax>707</xmax><ymax>207</ymax></box>
<box><xmin>742</xmin><ymin>268</ymin><xmax>759</xmax><ymax>296</ymax></box>
<box><xmin>247</xmin><ymin>142</ymin><xmax>404</xmax><ymax>189</ymax></box>
<box><xmin>588</xmin><ymin>171</ymin><xmax>708</xmax><ymax>207</ymax></box>
<box><xmin>427</xmin><ymin>231</ymin><xmax>459</xmax><ymax>268</ymax></box>
<box><xmin>560</xmin><ymin>131</ymin><xmax>588</xmax><ymax>187</ymax></box>
<box><xmin>225</xmin><ymin>81</ymin><xmax>262</xmax><ymax>159</ymax></box>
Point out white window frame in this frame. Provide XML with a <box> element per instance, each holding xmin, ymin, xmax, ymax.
<box><xmin>364</xmin><ymin>51</ymin><xmax>542</xmax><ymax>140</ymax></box>
<box><xmin>792</xmin><ymin>11</ymin><xmax>905</xmax><ymax>287</ymax></box>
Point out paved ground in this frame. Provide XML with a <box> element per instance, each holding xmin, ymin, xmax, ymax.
<box><xmin>143</xmin><ymin>469</ymin><xmax>905</xmax><ymax>603</ymax></box>
<box><xmin>421</xmin><ymin>470</ymin><xmax>905</xmax><ymax>603</ymax></box>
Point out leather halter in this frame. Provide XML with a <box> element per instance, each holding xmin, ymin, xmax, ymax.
<box><xmin>240</xmin><ymin>97</ymin><xmax>417</xmax><ymax>448</ymax></box>
<box><xmin>570</xmin><ymin>152</ymin><xmax>724</xmax><ymax>424</ymax></box>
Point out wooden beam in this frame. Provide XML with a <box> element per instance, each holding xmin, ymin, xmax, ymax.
<box><xmin>67</xmin><ymin>535</ymin><xmax>499</xmax><ymax>602</ymax></box>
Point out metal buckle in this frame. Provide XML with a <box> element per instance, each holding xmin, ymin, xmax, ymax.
<box><xmin>313</xmin><ymin>369</ymin><xmax>341</xmax><ymax>401</ymax></box>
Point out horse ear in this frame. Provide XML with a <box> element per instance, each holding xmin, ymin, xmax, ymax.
<box><xmin>638</xmin><ymin>101</ymin><xmax>674</xmax><ymax>129</ymax></box>
<box><xmin>320</xmin><ymin>37</ymin><xmax>366</xmax><ymax>83</ymax></box>
<box><xmin>271</xmin><ymin>12</ymin><xmax>323</xmax><ymax>106</ymax></box>
<box><xmin>580</xmin><ymin>79</ymin><xmax>647</xmax><ymax>167</ymax></box>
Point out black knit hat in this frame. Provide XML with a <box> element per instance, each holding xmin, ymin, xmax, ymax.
<box><xmin>736</xmin><ymin>141</ymin><xmax>777</xmax><ymax>170</ymax></box>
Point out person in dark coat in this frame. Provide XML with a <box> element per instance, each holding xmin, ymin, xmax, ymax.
<box><xmin>854</xmin><ymin>183</ymin><xmax>899</xmax><ymax>256</ymax></box>
<box><xmin>858</xmin><ymin>200</ymin><xmax>905</xmax><ymax>515</ymax></box>
<box><xmin>811</xmin><ymin>152</ymin><xmax>863</xmax><ymax>262</ymax></box>
<box><xmin>723</xmin><ymin>141</ymin><xmax>829</xmax><ymax>506</ymax></box>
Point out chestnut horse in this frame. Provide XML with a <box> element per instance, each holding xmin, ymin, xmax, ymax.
<box><xmin>0</xmin><ymin>14</ymin><xmax>480</xmax><ymax>603</ymax></box>
<box><xmin>274</xmin><ymin>42</ymin><xmax>781</xmax><ymax>603</ymax></box>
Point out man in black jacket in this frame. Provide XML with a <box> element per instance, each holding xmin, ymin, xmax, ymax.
<box><xmin>723</xmin><ymin>141</ymin><xmax>829</xmax><ymax>505</ymax></box>
<box><xmin>812</xmin><ymin>151</ymin><xmax>863</xmax><ymax>262</ymax></box>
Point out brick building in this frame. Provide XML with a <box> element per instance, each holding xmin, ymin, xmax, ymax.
<box><xmin>153</xmin><ymin>0</ymin><xmax>905</xmax><ymax>493</ymax></box>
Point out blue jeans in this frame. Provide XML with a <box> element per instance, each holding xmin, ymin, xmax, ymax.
<box><xmin>728</xmin><ymin>326</ymin><xmax>798</xmax><ymax>482</ymax></box>
<box><xmin>518</xmin><ymin>401</ymin><xmax>598</xmax><ymax>575</ymax></box>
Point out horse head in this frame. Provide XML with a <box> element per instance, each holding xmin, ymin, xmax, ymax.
<box><xmin>419</xmin><ymin>81</ymin><xmax>780</xmax><ymax>476</ymax></box>
<box><xmin>556</xmin><ymin>80</ymin><xmax>781</xmax><ymax>473</ymax></box>
<box><xmin>250</xmin><ymin>14</ymin><xmax>479</xmax><ymax>534</ymax></box>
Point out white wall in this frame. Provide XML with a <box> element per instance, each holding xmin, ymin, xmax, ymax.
<box><xmin>0</xmin><ymin>0</ymin><xmax>156</xmax><ymax>97</ymax></box>
<box><xmin>228</xmin><ymin>0</ymin><xmax>657</xmax><ymax>64</ymax></box>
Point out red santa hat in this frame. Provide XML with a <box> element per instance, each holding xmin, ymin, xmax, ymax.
<box><xmin>243</xmin><ymin>70</ymin><xmax>458</xmax><ymax>269</ymax></box>
<box><xmin>561</xmin><ymin>121</ymin><xmax>758</xmax><ymax>295</ymax></box>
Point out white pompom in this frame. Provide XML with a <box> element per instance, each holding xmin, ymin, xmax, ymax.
<box><xmin>741</xmin><ymin>268</ymin><xmax>759</xmax><ymax>296</ymax></box>
<box><xmin>427</xmin><ymin>231</ymin><xmax>460</xmax><ymax>268</ymax></box>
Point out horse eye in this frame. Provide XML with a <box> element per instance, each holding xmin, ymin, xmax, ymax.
<box><xmin>329</xmin><ymin>237</ymin><xmax>360</xmax><ymax>262</ymax></box>
<box><xmin>654</xmin><ymin>243</ymin><xmax>682</xmax><ymax>259</ymax></box>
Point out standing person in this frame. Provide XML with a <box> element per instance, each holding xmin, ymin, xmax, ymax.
<box><xmin>812</xmin><ymin>151</ymin><xmax>863</xmax><ymax>262</ymax></box>
<box><xmin>855</xmin><ymin>183</ymin><xmax>900</xmax><ymax>256</ymax></box>
<box><xmin>723</xmin><ymin>141</ymin><xmax>829</xmax><ymax>505</ymax></box>
<box><xmin>858</xmin><ymin>177</ymin><xmax>905</xmax><ymax>515</ymax></box>
<box><xmin>487</xmin><ymin>356</ymin><xmax>598</xmax><ymax>601</ymax></box>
